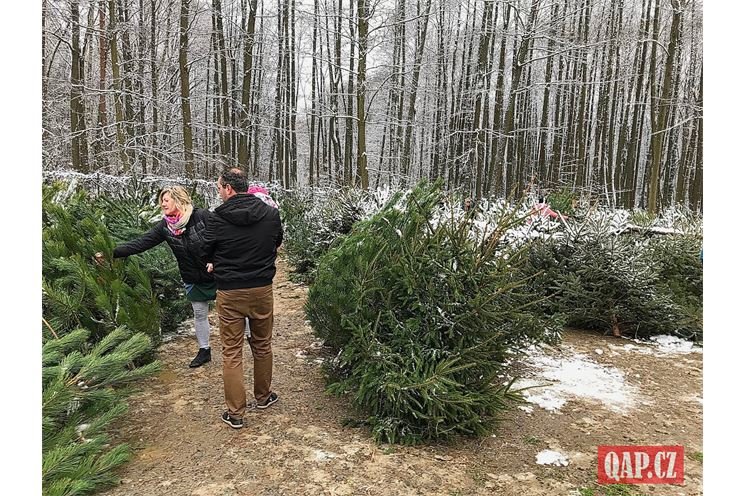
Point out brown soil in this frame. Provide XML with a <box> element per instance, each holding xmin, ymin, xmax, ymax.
<box><xmin>102</xmin><ymin>257</ymin><xmax>702</xmax><ymax>496</ymax></box>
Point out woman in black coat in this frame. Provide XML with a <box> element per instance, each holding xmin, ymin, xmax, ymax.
<box><xmin>95</xmin><ymin>186</ymin><xmax>215</xmax><ymax>368</ymax></box>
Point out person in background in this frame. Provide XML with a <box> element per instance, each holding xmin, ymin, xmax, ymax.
<box><xmin>202</xmin><ymin>168</ymin><xmax>284</xmax><ymax>429</ymax></box>
<box><xmin>532</xmin><ymin>196</ymin><xmax>565</xmax><ymax>221</ymax></box>
<box><xmin>243</xmin><ymin>184</ymin><xmax>279</xmax><ymax>341</ymax></box>
<box><xmin>95</xmin><ymin>186</ymin><xmax>216</xmax><ymax>368</ymax></box>
<box><xmin>248</xmin><ymin>184</ymin><xmax>278</xmax><ymax>209</ymax></box>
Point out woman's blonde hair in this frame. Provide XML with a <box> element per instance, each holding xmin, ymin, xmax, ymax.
<box><xmin>159</xmin><ymin>186</ymin><xmax>192</xmax><ymax>213</ymax></box>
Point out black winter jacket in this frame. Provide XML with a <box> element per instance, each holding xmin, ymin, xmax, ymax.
<box><xmin>113</xmin><ymin>208</ymin><xmax>215</xmax><ymax>284</ymax></box>
<box><xmin>200</xmin><ymin>194</ymin><xmax>283</xmax><ymax>290</ymax></box>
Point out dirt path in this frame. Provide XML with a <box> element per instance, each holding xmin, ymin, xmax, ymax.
<box><xmin>103</xmin><ymin>257</ymin><xmax>702</xmax><ymax>496</ymax></box>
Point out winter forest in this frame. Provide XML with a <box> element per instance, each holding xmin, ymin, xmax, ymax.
<box><xmin>41</xmin><ymin>0</ymin><xmax>705</xmax><ymax>494</ymax></box>
<box><xmin>43</xmin><ymin>0</ymin><xmax>702</xmax><ymax>212</ymax></box>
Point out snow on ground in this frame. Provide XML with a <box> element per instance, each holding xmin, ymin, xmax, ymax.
<box><xmin>513</xmin><ymin>345</ymin><xmax>639</xmax><ymax>414</ymax></box>
<box><xmin>606</xmin><ymin>335</ymin><xmax>702</xmax><ymax>357</ymax></box>
<box><xmin>645</xmin><ymin>335</ymin><xmax>702</xmax><ymax>354</ymax></box>
<box><xmin>512</xmin><ymin>335</ymin><xmax>701</xmax><ymax>415</ymax></box>
<box><xmin>535</xmin><ymin>450</ymin><xmax>569</xmax><ymax>466</ymax></box>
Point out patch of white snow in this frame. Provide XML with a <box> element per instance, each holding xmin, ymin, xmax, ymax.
<box><xmin>514</xmin><ymin>346</ymin><xmax>639</xmax><ymax>414</ymax></box>
<box><xmin>647</xmin><ymin>335</ymin><xmax>702</xmax><ymax>354</ymax></box>
<box><xmin>536</xmin><ymin>450</ymin><xmax>569</xmax><ymax>466</ymax></box>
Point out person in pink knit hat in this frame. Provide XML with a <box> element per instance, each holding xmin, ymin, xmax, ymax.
<box><xmin>247</xmin><ymin>184</ymin><xmax>278</xmax><ymax>209</ymax></box>
<box><xmin>241</xmin><ymin>184</ymin><xmax>278</xmax><ymax>343</ymax></box>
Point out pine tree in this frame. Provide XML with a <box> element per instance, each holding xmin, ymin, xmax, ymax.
<box><xmin>42</xmin><ymin>182</ymin><xmax>161</xmax><ymax>344</ymax></box>
<box><xmin>42</xmin><ymin>328</ymin><xmax>160</xmax><ymax>495</ymax></box>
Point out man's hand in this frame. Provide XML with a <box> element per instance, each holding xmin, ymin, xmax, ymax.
<box><xmin>206</xmin><ymin>263</ymin><xmax>214</xmax><ymax>273</ymax></box>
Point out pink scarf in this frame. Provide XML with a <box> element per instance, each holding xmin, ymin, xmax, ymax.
<box><xmin>164</xmin><ymin>204</ymin><xmax>194</xmax><ymax>235</ymax></box>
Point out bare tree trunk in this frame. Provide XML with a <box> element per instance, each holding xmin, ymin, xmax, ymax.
<box><xmin>488</xmin><ymin>4</ymin><xmax>511</xmax><ymax>196</ymax></box>
<box><xmin>117</xmin><ymin>0</ymin><xmax>137</xmax><ymax>166</ymax></box>
<box><xmin>108</xmin><ymin>0</ymin><xmax>129</xmax><ymax>170</ymax></box>
<box><xmin>356</xmin><ymin>0</ymin><xmax>369</xmax><ymax>188</ymax></box>
<box><xmin>270</xmin><ymin>0</ymin><xmax>284</xmax><ymax>183</ymax></box>
<box><xmin>537</xmin><ymin>2</ymin><xmax>559</xmax><ymax>184</ymax></box>
<box><xmin>309</xmin><ymin>0</ymin><xmax>319</xmax><ymax>186</ymax></box>
<box><xmin>448</xmin><ymin>0</ymin><xmax>477</xmax><ymax>190</ymax></box>
<box><xmin>328</xmin><ymin>0</ymin><xmax>343</xmax><ymax>181</ymax></box>
<box><xmin>614</xmin><ymin>2</ymin><xmax>636</xmax><ymax>207</ymax></box>
<box><xmin>471</xmin><ymin>0</ymin><xmax>495</xmax><ymax>197</ymax></box>
<box><xmin>70</xmin><ymin>0</ymin><xmax>89</xmax><ymax>172</ymax></box>
<box><xmin>548</xmin><ymin>0</ymin><xmax>571</xmax><ymax>188</ymax></box>
<box><xmin>664</xmin><ymin>29</ymin><xmax>685</xmax><ymax>205</ymax></box>
<box><xmin>689</xmin><ymin>67</ymin><xmax>702</xmax><ymax>211</ymax></box>
<box><xmin>605</xmin><ymin>0</ymin><xmax>625</xmax><ymax>206</ymax></box>
<box><xmin>238</xmin><ymin>0</ymin><xmax>259</xmax><ymax>168</ymax></box>
<box><xmin>642</xmin><ymin>0</ymin><xmax>662</xmax><ymax>208</ymax></box>
<box><xmin>343</xmin><ymin>0</ymin><xmax>356</xmax><ymax>185</ymax></box>
<box><xmin>133</xmin><ymin>0</ymin><xmax>147</xmax><ymax>172</ymax></box>
<box><xmin>179</xmin><ymin>0</ymin><xmax>195</xmax><ymax>177</ymax></box>
<box><xmin>251</xmin><ymin>9</ymin><xmax>264</xmax><ymax>176</ymax></box>
<box><xmin>572</xmin><ymin>0</ymin><xmax>592</xmax><ymax>193</ymax></box>
<box><xmin>282</xmin><ymin>0</ymin><xmax>291</xmax><ymax>186</ymax></box>
<box><xmin>392</xmin><ymin>0</ymin><xmax>406</xmax><ymax>179</ymax></box>
<box><xmin>290</xmin><ymin>0</ymin><xmax>298</xmax><ymax>185</ymax></box>
<box><xmin>210</xmin><ymin>17</ymin><xmax>221</xmax><ymax>162</ymax></box>
<box><xmin>430</xmin><ymin>0</ymin><xmax>446</xmax><ymax>183</ymax></box>
<box><xmin>42</xmin><ymin>0</ymin><xmax>48</xmax><ymax>103</ymax></box>
<box><xmin>380</xmin><ymin>0</ymin><xmax>405</xmax><ymax>184</ymax></box>
<box><xmin>514</xmin><ymin>39</ymin><xmax>535</xmax><ymax>193</ymax></box>
<box><xmin>149</xmin><ymin>0</ymin><xmax>161</xmax><ymax>172</ymax></box>
<box><xmin>648</xmin><ymin>0</ymin><xmax>684</xmax><ymax>213</ymax></box>
<box><xmin>213</xmin><ymin>0</ymin><xmax>231</xmax><ymax>160</ymax></box>
<box><xmin>400</xmin><ymin>0</ymin><xmax>433</xmax><ymax>184</ymax></box>
<box><xmin>82</xmin><ymin>4</ymin><xmax>96</xmax><ymax>166</ymax></box>
<box><xmin>677</xmin><ymin>31</ymin><xmax>701</xmax><ymax>204</ymax></box>
<box><xmin>623</xmin><ymin>0</ymin><xmax>653</xmax><ymax>207</ymax></box>
<box><xmin>94</xmin><ymin>0</ymin><xmax>109</xmax><ymax>169</ymax></box>
<box><xmin>503</xmin><ymin>0</ymin><xmax>540</xmax><ymax>196</ymax></box>
<box><xmin>590</xmin><ymin>0</ymin><xmax>616</xmax><ymax>201</ymax></box>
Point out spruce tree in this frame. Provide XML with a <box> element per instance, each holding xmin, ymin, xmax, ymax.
<box><xmin>520</xmin><ymin>210</ymin><xmax>702</xmax><ymax>340</ymax></box>
<box><xmin>279</xmin><ymin>187</ymin><xmax>378</xmax><ymax>283</ymax></box>
<box><xmin>306</xmin><ymin>181</ymin><xmax>560</xmax><ymax>444</ymax></box>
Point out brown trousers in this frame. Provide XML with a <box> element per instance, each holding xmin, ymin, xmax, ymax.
<box><xmin>216</xmin><ymin>285</ymin><xmax>274</xmax><ymax>418</ymax></box>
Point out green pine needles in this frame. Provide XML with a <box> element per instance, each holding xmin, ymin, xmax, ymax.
<box><xmin>306</xmin><ymin>181</ymin><xmax>561</xmax><ymax>444</ymax></box>
<box><xmin>94</xmin><ymin>181</ymin><xmax>192</xmax><ymax>335</ymax></box>
<box><xmin>43</xmin><ymin>183</ymin><xmax>161</xmax><ymax>344</ymax></box>
<box><xmin>42</xmin><ymin>181</ymin><xmax>166</xmax><ymax>495</ymax></box>
<box><xmin>42</xmin><ymin>328</ymin><xmax>160</xmax><ymax>496</ymax></box>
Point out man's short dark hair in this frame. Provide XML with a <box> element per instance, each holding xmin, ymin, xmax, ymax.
<box><xmin>220</xmin><ymin>167</ymin><xmax>248</xmax><ymax>193</ymax></box>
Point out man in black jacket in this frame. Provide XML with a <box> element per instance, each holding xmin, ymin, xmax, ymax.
<box><xmin>202</xmin><ymin>168</ymin><xmax>283</xmax><ymax>429</ymax></box>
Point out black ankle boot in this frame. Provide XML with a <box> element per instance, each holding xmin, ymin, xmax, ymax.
<box><xmin>189</xmin><ymin>347</ymin><xmax>211</xmax><ymax>368</ymax></box>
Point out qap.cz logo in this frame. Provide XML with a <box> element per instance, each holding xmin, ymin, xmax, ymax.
<box><xmin>597</xmin><ymin>445</ymin><xmax>684</xmax><ymax>485</ymax></box>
